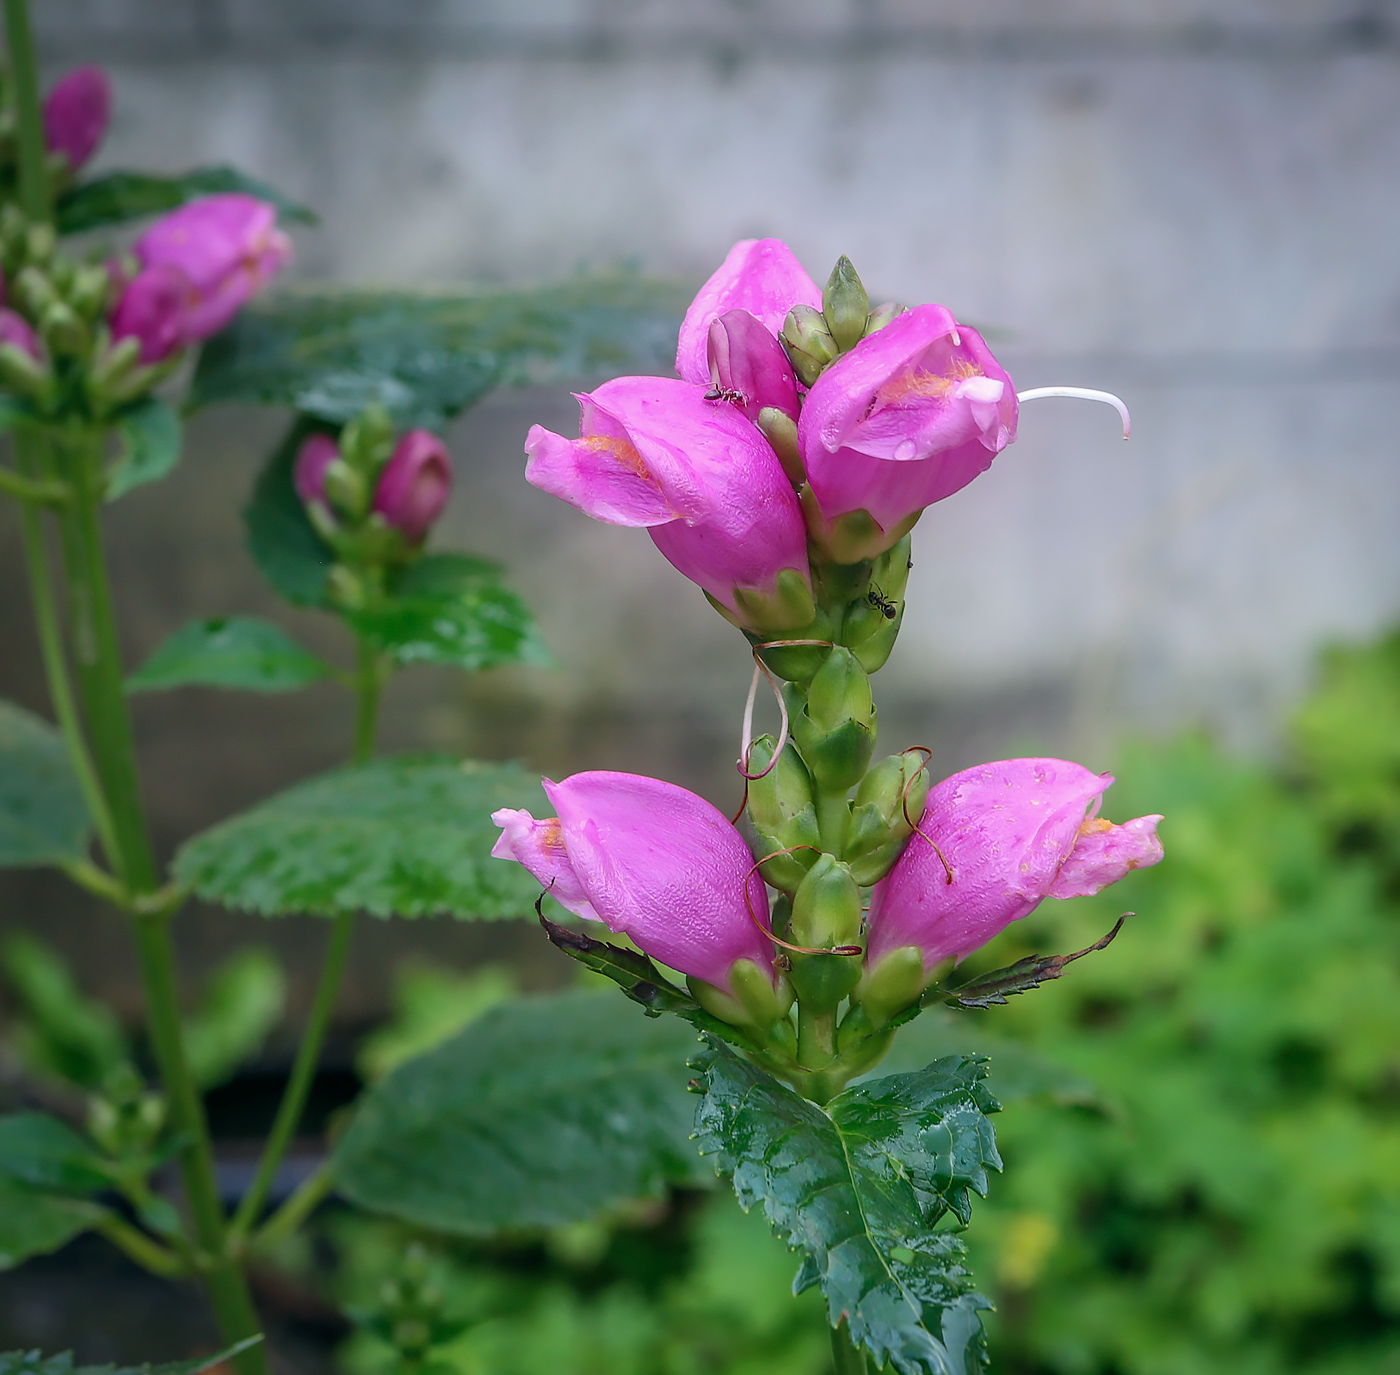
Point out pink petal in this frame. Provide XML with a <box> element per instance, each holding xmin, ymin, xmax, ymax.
<box><xmin>490</xmin><ymin>805</ymin><xmax>600</xmax><ymax>923</ymax></box>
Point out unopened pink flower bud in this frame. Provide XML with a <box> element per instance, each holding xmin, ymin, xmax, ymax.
<box><xmin>676</xmin><ymin>238</ymin><xmax>821</xmax><ymax>386</ymax></box>
<box><xmin>133</xmin><ymin>194</ymin><xmax>292</xmax><ymax>343</ymax></box>
<box><xmin>0</xmin><ymin>307</ymin><xmax>42</xmax><ymax>361</ymax></box>
<box><xmin>110</xmin><ymin>263</ymin><xmax>190</xmax><ymax>364</ymax></box>
<box><xmin>293</xmin><ymin>432</ymin><xmax>341</xmax><ymax>507</ymax></box>
<box><xmin>799</xmin><ymin>305</ymin><xmax>1018</xmax><ymax>558</ymax></box>
<box><xmin>867</xmin><ymin>758</ymin><xmax>1163</xmax><ymax>974</ymax></box>
<box><xmin>706</xmin><ymin>309</ymin><xmax>799</xmax><ymax>424</ymax></box>
<box><xmin>491</xmin><ymin>771</ymin><xmax>776</xmax><ymax>991</ymax></box>
<box><xmin>524</xmin><ymin>376</ymin><xmax>814</xmax><ymax>631</ymax></box>
<box><xmin>43</xmin><ymin>66</ymin><xmax>111</xmax><ymax>170</ymax></box>
<box><xmin>371</xmin><ymin>429</ymin><xmax>452</xmax><ymax>542</ymax></box>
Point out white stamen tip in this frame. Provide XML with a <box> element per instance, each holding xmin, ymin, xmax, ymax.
<box><xmin>1015</xmin><ymin>387</ymin><xmax>1132</xmax><ymax>439</ymax></box>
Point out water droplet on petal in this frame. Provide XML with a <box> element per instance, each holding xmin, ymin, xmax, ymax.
<box><xmin>894</xmin><ymin>439</ymin><xmax>917</xmax><ymax>461</ymax></box>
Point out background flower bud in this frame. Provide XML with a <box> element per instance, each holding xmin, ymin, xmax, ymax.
<box><xmin>781</xmin><ymin>304</ymin><xmax>839</xmax><ymax>388</ymax></box>
<box><xmin>822</xmin><ymin>255</ymin><xmax>870</xmax><ymax>353</ymax></box>
<box><xmin>867</xmin><ymin>758</ymin><xmax>1165</xmax><ymax>972</ymax></box>
<box><xmin>293</xmin><ymin>432</ymin><xmax>341</xmax><ymax>508</ymax></box>
<box><xmin>706</xmin><ymin>308</ymin><xmax>799</xmax><ymax>423</ymax></box>
<box><xmin>43</xmin><ymin>66</ymin><xmax>111</xmax><ymax>170</ymax></box>
<box><xmin>372</xmin><ymin>429</ymin><xmax>452</xmax><ymax>543</ymax></box>
<box><xmin>0</xmin><ymin>307</ymin><xmax>42</xmax><ymax>361</ymax></box>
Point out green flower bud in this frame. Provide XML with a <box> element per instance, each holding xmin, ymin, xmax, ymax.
<box><xmin>864</xmin><ymin>302</ymin><xmax>905</xmax><ymax>337</ymax></box>
<box><xmin>790</xmin><ymin>853</ymin><xmax>863</xmax><ymax>950</ymax></box>
<box><xmin>23</xmin><ymin>222</ymin><xmax>55</xmax><ymax>266</ymax></box>
<box><xmin>14</xmin><ymin>264</ymin><xmax>57</xmax><ymax>317</ymax></box>
<box><xmin>838</xmin><ymin>535</ymin><xmax>914</xmax><ymax>672</ymax></box>
<box><xmin>0</xmin><ymin>340</ymin><xmax>49</xmax><ymax>401</ymax></box>
<box><xmin>756</xmin><ymin>405</ymin><xmax>804</xmax><ymax>487</ymax></box>
<box><xmin>792</xmin><ymin>646</ymin><xmax>877</xmax><ymax>792</ymax></box>
<box><xmin>323</xmin><ymin>457</ymin><xmax>370</xmax><ymax>520</ymax></box>
<box><xmin>822</xmin><ymin>255</ymin><xmax>870</xmax><ymax>353</ymax></box>
<box><xmin>853</xmin><ymin>944</ymin><xmax>926</xmax><ymax>1026</ymax></box>
<box><xmin>40</xmin><ymin>300</ymin><xmax>87</xmax><ymax>356</ymax></box>
<box><xmin>339</xmin><ymin>402</ymin><xmax>395</xmax><ymax>477</ymax></box>
<box><xmin>327</xmin><ymin>564</ymin><xmax>367</xmax><ymax>610</ymax></box>
<box><xmin>69</xmin><ymin>263</ymin><xmax>114</xmax><ymax>320</ymax></box>
<box><xmin>845</xmin><ymin>748</ymin><xmax>931</xmax><ymax>886</ymax></box>
<box><xmin>745</xmin><ymin>734</ymin><xmax>820</xmax><ymax>893</ymax></box>
<box><xmin>781</xmin><ymin>304</ymin><xmax>839</xmax><ymax>388</ymax></box>
<box><xmin>688</xmin><ymin>961</ymin><xmax>795</xmax><ymax>1032</ymax></box>
<box><xmin>789</xmin><ymin>949</ymin><xmax>863</xmax><ymax>1015</ymax></box>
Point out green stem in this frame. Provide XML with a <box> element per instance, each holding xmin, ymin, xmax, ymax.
<box><xmin>352</xmin><ymin>636</ymin><xmax>385</xmax><ymax>763</ymax></box>
<box><xmin>250</xmin><ymin>1161</ymin><xmax>334</xmax><ymax>1253</ymax></box>
<box><xmin>91</xmin><ymin>1208</ymin><xmax>185</xmax><ymax>1278</ymax></box>
<box><xmin>815</xmin><ymin>789</ymin><xmax>850</xmax><ymax>858</ymax></box>
<box><xmin>796</xmin><ymin>1005</ymin><xmax>837</xmax><ymax>1076</ymax></box>
<box><xmin>0</xmin><ymin>465</ymin><xmax>67</xmax><ymax>502</ymax></box>
<box><xmin>229</xmin><ymin>910</ymin><xmax>354</xmax><ymax>1241</ymax></box>
<box><xmin>3</xmin><ymin>0</ymin><xmax>50</xmax><ymax>223</ymax></box>
<box><xmin>829</xmin><ymin>1318</ymin><xmax>868</xmax><ymax>1375</ymax></box>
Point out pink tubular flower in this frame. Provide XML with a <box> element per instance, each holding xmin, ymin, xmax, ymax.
<box><xmin>43</xmin><ymin>66</ymin><xmax>111</xmax><ymax>169</ymax></box>
<box><xmin>799</xmin><ymin>305</ymin><xmax>1018</xmax><ymax>557</ymax></box>
<box><xmin>524</xmin><ymin>376</ymin><xmax>812</xmax><ymax>629</ymax></box>
<box><xmin>867</xmin><ymin>758</ymin><xmax>1163</xmax><ymax>974</ymax></box>
<box><xmin>293</xmin><ymin>432</ymin><xmax>340</xmax><ymax>507</ymax></box>
<box><xmin>491</xmin><ymin>771</ymin><xmax>776</xmax><ymax>991</ymax></box>
<box><xmin>706</xmin><ymin>309</ymin><xmax>800</xmax><ymax>424</ymax></box>
<box><xmin>372</xmin><ymin>430</ymin><xmax>453</xmax><ymax>542</ymax></box>
<box><xmin>0</xmin><ymin>307</ymin><xmax>42</xmax><ymax>360</ymax></box>
<box><xmin>676</xmin><ymin>238</ymin><xmax>820</xmax><ymax>385</ymax></box>
<box><xmin>110</xmin><ymin>263</ymin><xmax>189</xmax><ymax>363</ymax></box>
<box><xmin>132</xmin><ymin>193</ymin><xmax>292</xmax><ymax>343</ymax></box>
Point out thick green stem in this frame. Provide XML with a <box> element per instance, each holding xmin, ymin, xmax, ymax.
<box><xmin>830</xmin><ymin>1318</ymin><xmax>868</xmax><ymax>1375</ymax></box>
<box><xmin>796</xmin><ymin>1005</ymin><xmax>837</xmax><ymax>1076</ymax></box>
<box><xmin>352</xmin><ymin>637</ymin><xmax>384</xmax><ymax>764</ymax></box>
<box><xmin>230</xmin><ymin>910</ymin><xmax>353</xmax><ymax>1241</ymax></box>
<box><xmin>3</xmin><ymin>0</ymin><xmax>50</xmax><ymax>223</ymax></box>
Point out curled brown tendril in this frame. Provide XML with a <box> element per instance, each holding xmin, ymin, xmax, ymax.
<box><xmin>743</xmin><ymin>845</ymin><xmax>864</xmax><ymax>957</ymax></box>
<box><xmin>898</xmin><ymin>744</ymin><xmax>954</xmax><ymax>884</ymax></box>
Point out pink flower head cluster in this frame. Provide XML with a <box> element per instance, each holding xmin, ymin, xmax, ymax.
<box><xmin>524</xmin><ymin>239</ymin><xmax>1018</xmax><ymax>625</ymax></box>
<box><xmin>111</xmin><ymin>194</ymin><xmax>293</xmax><ymax>364</ymax></box>
<box><xmin>492</xmin><ymin>760</ymin><xmax>1161</xmax><ymax>993</ymax></box>
<box><xmin>294</xmin><ymin>427</ymin><xmax>453</xmax><ymax>544</ymax></box>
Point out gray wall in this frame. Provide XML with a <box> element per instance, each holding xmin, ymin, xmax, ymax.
<box><xmin>5</xmin><ymin>0</ymin><xmax>1400</xmax><ymax>1014</ymax></box>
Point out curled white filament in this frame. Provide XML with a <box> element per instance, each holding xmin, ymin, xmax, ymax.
<box><xmin>1015</xmin><ymin>386</ymin><xmax>1132</xmax><ymax>439</ymax></box>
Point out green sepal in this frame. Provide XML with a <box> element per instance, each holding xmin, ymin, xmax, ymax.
<box><xmin>791</xmin><ymin>854</ymin><xmax>864</xmax><ymax>950</ymax></box>
<box><xmin>822</xmin><ymin>255</ymin><xmax>870</xmax><ymax>353</ymax></box>
<box><xmin>781</xmin><ymin>304</ymin><xmax>838</xmax><ymax>388</ymax></box>
<box><xmin>788</xmin><ymin>949</ymin><xmax>864</xmax><ymax>1015</ymax></box>
<box><xmin>756</xmin><ymin>407</ymin><xmax>804</xmax><ymax>486</ymax></box>
<box><xmin>744</xmin><ymin>734</ymin><xmax>820</xmax><ymax>892</ymax></box>
<box><xmin>805</xmin><ymin>494</ymin><xmax>921</xmax><ymax>565</ymax></box>
<box><xmin>730</xmin><ymin>566</ymin><xmax>818</xmax><ymax>634</ymax></box>
<box><xmin>747</xmin><ymin>609</ymin><xmax>836</xmax><ymax>683</ymax></box>
<box><xmin>846</xmin><ymin>749</ymin><xmax>932</xmax><ymax>886</ymax></box>
<box><xmin>854</xmin><ymin>945</ymin><xmax>928</xmax><ymax>1026</ymax></box>
<box><xmin>792</xmin><ymin>647</ymin><xmax>878</xmax><ymax>792</ymax></box>
<box><xmin>945</xmin><ymin>916</ymin><xmax>1128</xmax><ymax>1009</ymax></box>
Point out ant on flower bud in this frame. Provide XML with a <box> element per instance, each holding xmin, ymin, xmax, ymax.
<box><xmin>867</xmin><ymin>585</ymin><xmax>898</xmax><ymax>620</ymax></box>
<box><xmin>704</xmin><ymin>383</ymin><xmax>748</xmax><ymax>407</ymax></box>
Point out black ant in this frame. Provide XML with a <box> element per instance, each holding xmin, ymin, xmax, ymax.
<box><xmin>704</xmin><ymin>384</ymin><xmax>748</xmax><ymax>406</ymax></box>
<box><xmin>867</xmin><ymin>585</ymin><xmax>898</xmax><ymax>620</ymax></box>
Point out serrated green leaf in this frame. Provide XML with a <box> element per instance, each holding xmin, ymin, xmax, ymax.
<box><xmin>183</xmin><ymin>948</ymin><xmax>288</xmax><ymax>1090</ymax></box>
<box><xmin>346</xmin><ymin>553</ymin><xmax>551</xmax><ymax>672</ymax></box>
<box><xmin>127</xmin><ymin>616</ymin><xmax>331</xmax><ymax>694</ymax></box>
<box><xmin>56</xmin><ymin>163</ymin><xmax>316</xmax><ymax>234</ymax></box>
<box><xmin>694</xmin><ymin>1045</ymin><xmax>1001</xmax><ymax>1375</ymax></box>
<box><xmin>244</xmin><ymin>418</ymin><xmax>336</xmax><ymax>607</ymax></box>
<box><xmin>333</xmin><ymin>990</ymin><xmax>706</xmax><ymax>1232</ymax></box>
<box><xmin>0</xmin><ymin>1176</ymin><xmax>94</xmax><ymax>1269</ymax></box>
<box><xmin>173</xmin><ymin>753</ymin><xmax>549</xmax><ymax>919</ymax></box>
<box><xmin>105</xmin><ymin>398</ymin><xmax>182</xmax><ymax>501</ymax></box>
<box><xmin>0</xmin><ymin>701</ymin><xmax>91</xmax><ymax>867</ymax></box>
<box><xmin>0</xmin><ymin>1113</ymin><xmax>110</xmax><ymax>1195</ymax></box>
<box><xmin>0</xmin><ymin>1336</ymin><xmax>264</xmax><ymax>1375</ymax></box>
<box><xmin>189</xmin><ymin>275</ymin><xmax>691</xmax><ymax>429</ymax></box>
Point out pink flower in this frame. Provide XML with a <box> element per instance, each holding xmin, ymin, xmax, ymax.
<box><xmin>491</xmin><ymin>771</ymin><xmax>775</xmax><ymax>990</ymax></box>
<box><xmin>524</xmin><ymin>376</ymin><xmax>812</xmax><ymax>629</ymax></box>
<box><xmin>706</xmin><ymin>309</ymin><xmax>800</xmax><ymax>424</ymax></box>
<box><xmin>799</xmin><ymin>305</ymin><xmax>1018</xmax><ymax>556</ymax></box>
<box><xmin>372</xmin><ymin>429</ymin><xmax>453</xmax><ymax>542</ymax></box>
<box><xmin>132</xmin><ymin>193</ymin><xmax>292</xmax><ymax>343</ymax></box>
<box><xmin>675</xmin><ymin>238</ymin><xmax>820</xmax><ymax>386</ymax></box>
<box><xmin>110</xmin><ymin>263</ymin><xmax>189</xmax><ymax>363</ymax></box>
<box><xmin>867</xmin><ymin>758</ymin><xmax>1163</xmax><ymax>974</ymax></box>
<box><xmin>43</xmin><ymin>66</ymin><xmax>111</xmax><ymax>170</ymax></box>
<box><xmin>0</xmin><ymin>307</ymin><xmax>42</xmax><ymax>360</ymax></box>
<box><xmin>293</xmin><ymin>432</ymin><xmax>340</xmax><ymax>507</ymax></box>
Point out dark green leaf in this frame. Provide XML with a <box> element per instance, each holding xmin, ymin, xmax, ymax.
<box><xmin>173</xmin><ymin>753</ymin><xmax>549</xmax><ymax>919</ymax></box>
<box><xmin>56</xmin><ymin>164</ymin><xmax>315</xmax><ymax>234</ymax></box>
<box><xmin>347</xmin><ymin>554</ymin><xmax>551</xmax><ymax>672</ymax></box>
<box><xmin>945</xmin><ymin>916</ymin><xmax>1128</xmax><ymax>1009</ymax></box>
<box><xmin>333</xmin><ymin>989</ymin><xmax>706</xmax><ymax>1232</ymax></box>
<box><xmin>0</xmin><ymin>1113</ymin><xmax>110</xmax><ymax>1195</ymax></box>
<box><xmin>183</xmin><ymin>948</ymin><xmax>288</xmax><ymax>1090</ymax></box>
<box><xmin>105</xmin><ymin>399</ymin><xmax>182</xmax><ymax>501</ymax></box>
<box><xmin>0</xmin><ymin>701</ymin><xmax>91</xmax><ymax>867</ymax></box>
<box><xmin>127</xmin><ymin>617</ymin><xmax>330</xmax><ymax>694</ymax></box>
<box><xmin>694</xmin><ymin>1045</ymin><xmax>1001</xmax><ymax>1375</ymax></box>
<box><xmin>243</xmin><ymin>418</ymin><xmax>336</xmax><ymax>608</ymax></box>
<box><xmin>0</xmin><ymin>1336</ymin><xmax>264</xmax><ymax>1375</ymax></box>
<box><xmin>189</xmin><ymin>274</ymin><xmax>691</xmax><ymax>429</ymax></box>
<box><xmin>0</xmin><ymin>1176</ymin><xmax>94</xmax><ymax>1269</ymax></box>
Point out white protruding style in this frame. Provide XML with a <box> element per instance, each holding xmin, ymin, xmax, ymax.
<box><xmin>1015</xmin><ymin>386</ymin><xmax>1132</xmax><ymax>439</ymax></box>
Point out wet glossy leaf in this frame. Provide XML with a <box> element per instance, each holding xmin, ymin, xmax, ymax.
<box><xmin>346</xmin><ymin>554</ymin><xmax>550</xmax><ymax>671</ymax></box>
<box><xmin>56</xmin><ymin>164</ymin><xmax>315</xmax><ymax>234</ymax></box>
<box><xmin>190</xmin><ymin>274</ymin><xmax>690</xmax><ymax>429</ymax></box>
<box><xmin>0</xmin><ymin>1113</ymin><xmax>110</xmax><ymax>1195</ymax></box>
<box><xmin>0</xmin><ymin>1177</ymin><xmax>93</xmax><ymax>1270</ymax></box>
<box><xmin>694</xmin><ymin>1045</ymin><xmax>1001</xmax><ymax>1375</ymax></box>
<box><xmin>105</xmin><ymin>398</ymin><xmax>181</xmax><ymax>501</ymax></box>
<box><xmin>0</xmin><ymin>1338</ymin><xmax>264</xmax><ymax>1375</ymax></box>
<box><xmin>127</xmin><ymin>617</ymin><xmax>331</xmax><ymax>693</ymax></box>
<box><xmin>944</xmin><ymin>916</ymin><xmax>1127</xmax><ymax>1009</ymax></box>
<box><xmin>174</xmin><ymin>753</ymin><xmax>548</xmax><ymax>919</ymax></box>
<box><xmin>333</xmin><ymin>990</ymin><xmax>706</xmax><ymax>1232</ymax></box>
<box><xmin>0</xmin><ymin>701</ymin><xmax>90</xmax><ymax>867</ymax></box>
